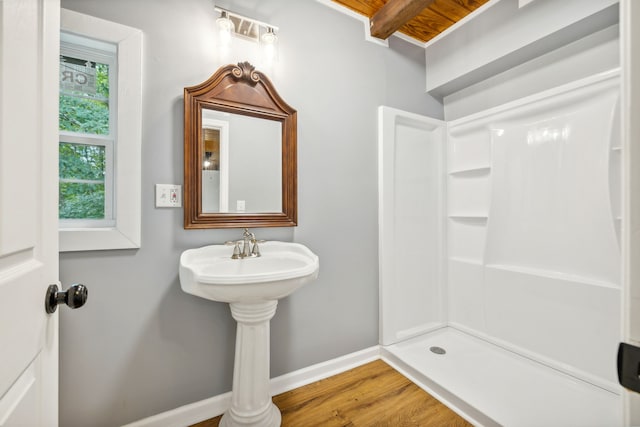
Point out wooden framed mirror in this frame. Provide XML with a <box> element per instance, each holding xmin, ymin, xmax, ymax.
<box><xmin>184</xmin><ymin>62</ymin><xmax>297</xmax><ymax>228</ymax></box>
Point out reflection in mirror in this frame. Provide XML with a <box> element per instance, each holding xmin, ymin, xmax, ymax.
<box><xmin>201</xmin><ymin>109</ymin><xmax>282</xmax><ymax>214</ymax></box>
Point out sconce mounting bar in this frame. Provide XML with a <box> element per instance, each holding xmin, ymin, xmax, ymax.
<box><xmin>214</xmin><ymin>7</ymin><xmax>279</xmax><ymax>32</ymax></box>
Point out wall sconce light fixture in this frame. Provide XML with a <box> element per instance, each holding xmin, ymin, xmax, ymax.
<box><xmin>215</xmin><ymin>7</ymin><xmax>279</xmax><ymax>62</ymax></box>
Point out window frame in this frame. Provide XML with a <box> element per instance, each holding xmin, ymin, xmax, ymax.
<box><xmin>59</xmin><ymin>9</ymin><xmax>142</xmax><ymax>252</ymax></box>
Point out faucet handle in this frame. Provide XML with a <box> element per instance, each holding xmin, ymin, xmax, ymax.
<box><xmin>251</xmin><ymin>242</ymin><xmax>261</xmax><ymax>257</ymax></box>
<box><xmin>251</xmin><ymin>240</ymin><xmax>266</xmax><ymax>257</ymax></box>
<box><xmin>225</xmin><ymin>240</ymin><xmax>242</xmax><ymax>259</ymax></box>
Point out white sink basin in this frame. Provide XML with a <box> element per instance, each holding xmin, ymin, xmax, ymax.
<box><xmin>179</xmin><ymin>241</ymin><xmax>319</xmax><ymax>303</ymax></box>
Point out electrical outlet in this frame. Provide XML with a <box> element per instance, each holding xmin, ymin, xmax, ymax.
<box><xmin>156</xmin><ymin>184</ymin><xmax>182</xmax><ymax>207</ymax></box>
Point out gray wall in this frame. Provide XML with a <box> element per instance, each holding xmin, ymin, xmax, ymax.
<box><xmin>57</xmin><ymin>0</ymin><xmax>442</xmax><ymax>426</ymax></box>
<box><xmin>443</xmin><ymin>24</ymin><xmax>619</xmax><ymax>120</ymax></box>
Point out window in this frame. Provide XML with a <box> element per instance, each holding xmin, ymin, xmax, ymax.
<box><xmin>60</xmin><ymin>9</ymin><xmax>142</xmax><ymax>252</ymax></box>
<box><xmin>59</xmin><ymin>37</ymin><xmax>115</xmax><ymax>227</ymax></box>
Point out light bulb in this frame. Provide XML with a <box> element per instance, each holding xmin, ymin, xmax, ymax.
<box><xmin>216</xmin><ymin>12</ymin><xmax>234</xmax><ymax>47</ymax></box>
<box><xmin>261</xmin><ymin>27</ymin><xmax>277</xmax><ymax>45</ymax></box>
<box><xmin>261</xmin><ymin>27</ymin><xmax>278</xmax><ymax>65</ymax></box>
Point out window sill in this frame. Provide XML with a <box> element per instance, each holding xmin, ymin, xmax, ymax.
<box><xmin>59</xmin><ymin>228</ymin><xmax>140</xmax><ymax>252</ymax></box>
<box><xmin>60</xmin><ymin>227</ymin><xmax>140</xmax><ymax>252</ymax></box>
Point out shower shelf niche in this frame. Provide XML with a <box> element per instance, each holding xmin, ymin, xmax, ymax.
<box><xmin>448</xmin><ymin>157</ymin><xmax>491</xmax><ymax>266</ymax></box>
<box><xmin>448</xmin><ymin>179</ymin><xmax>490</xmax><ymax>215</ymax></box>
<box><xmin>447</xmin><ymin>129</ymin><xmax>492</xmax><ymax>173</ymax></box>
<box><xmin>448</xmin><ymin>215</ymin><xmax>488</xmax><ymax>221</ymax></box>
<box><xmin>449</xmin><ymin>214</ymin><xmax>487</xmax><ymax>264</ymax></box>
<box><xmin>449</xmin><ymin>257</ymin><xmax>483</xmax><ymax>266</ymax></box>
<box><xmin>448</xmin><ymin>166</ymin><xmax>491</xmax><ymax>176</ymax></box>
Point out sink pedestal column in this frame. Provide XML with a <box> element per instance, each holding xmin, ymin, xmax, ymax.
<box><xmin>220</xmin><ymin>300</ymin><xmax>281</xmax><ymax>427</ymax></box>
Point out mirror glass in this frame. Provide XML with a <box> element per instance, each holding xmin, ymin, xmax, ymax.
<box><xmin>184</xmin><ymin>62</ymin><xmax>297</xmax><ymax>228</ymax></box>
<box><xmin>201</xmin><ymin>109</ymin><xmax>282</xmax><ymax>213</ymax></box>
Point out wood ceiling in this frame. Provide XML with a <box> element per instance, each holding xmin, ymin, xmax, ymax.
<box><xmin>331</xmin><ymin>0</ymin><xmax>491</xmax><ymax>43</ymax></box>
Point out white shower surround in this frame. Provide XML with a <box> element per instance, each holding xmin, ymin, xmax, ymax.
<box><xmin>379</xmin><ymin>70</ymin><xmax>622</xmax><ymax>425</ymax></box>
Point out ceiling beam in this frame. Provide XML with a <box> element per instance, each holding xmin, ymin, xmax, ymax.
<box><xmin>369</xmin><ymin>0</ymin><xmax>436</xmax><ymax>40</ymax></box>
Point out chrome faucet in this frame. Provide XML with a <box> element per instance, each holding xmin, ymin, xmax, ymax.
<box><xmin>226</xmin><ymin>228</ymin><xmax>262</xmax><ymax>259</ymax></box>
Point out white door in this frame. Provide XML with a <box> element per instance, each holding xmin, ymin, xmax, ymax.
<box><xmin>0</xmin><ymin>0</ymin><xmax>61</xmax><ymax>425</ymax></box>
<box><xmin>621</xmin><ymin>0</ymin><xmax>640</xmax><ymax>424</ymax></box>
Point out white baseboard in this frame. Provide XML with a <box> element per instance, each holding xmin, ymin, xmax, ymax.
<box><xmin>120</xmin><ymin>392</ymin><xmax>233</xmax><ymax>427</ymax></box>
<box><xmin>121</xmin><ymin>346</ymin><xmax>380</xmax><ymax>427</ymax></box>
<box><xmin>269</xmin><ymin>345</ymin><xmax>380</xmax><ymax>396</ymax></box>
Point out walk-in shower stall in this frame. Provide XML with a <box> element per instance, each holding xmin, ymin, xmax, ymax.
<box><xmin>375</xmin><ymin>1</ymin><xmax>636</xmax><ymax>418</ymax></box>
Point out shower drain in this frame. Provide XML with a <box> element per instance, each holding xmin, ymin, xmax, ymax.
<box><xmin>430</xmin><ymin>346</ymin><xmax>446</xmax><ymax>355</ymax></box>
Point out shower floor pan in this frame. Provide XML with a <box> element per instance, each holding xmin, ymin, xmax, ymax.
<box><xmin>381</xmin><ymin>327</ymin><xmax>622</xmax><ymax>427</ymax></box>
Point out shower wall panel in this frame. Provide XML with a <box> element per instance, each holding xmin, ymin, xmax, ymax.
<box><xmin>378</xmin><ymin>107</ymin><xmax>446</xmax><ymax>346</ymax></box>
<box><xmin>447</xmin><ymin>71</ymin><xmax>622</xmax><ymax>390</ymax></box>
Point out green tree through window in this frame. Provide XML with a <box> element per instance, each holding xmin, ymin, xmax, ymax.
<box><xmin>59</xmin><ymin>57</ymin><xmax>111</xmax><ymax>220</ymax></box>
<box><xmin>59</xmin><ymin>143</ymin><xmax>106</xmax><ymax>219</ymax></box>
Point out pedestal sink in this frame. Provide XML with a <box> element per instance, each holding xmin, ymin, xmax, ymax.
<box><xmin>179</xmin><ymin>241</ymin><xmax>319</xmax><ymax>427</ymax></box>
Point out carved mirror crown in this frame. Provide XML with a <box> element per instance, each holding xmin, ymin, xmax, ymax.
<box><xmin>184</xmin><ymin>62</ymin><xmax>297</xmax><ymax>228</ymax></box>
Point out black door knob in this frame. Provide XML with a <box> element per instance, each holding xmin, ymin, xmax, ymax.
<box><xmin>45</xmin><ymin>283</ymin><xmax>88</xmax><ymax>314</ymax></box>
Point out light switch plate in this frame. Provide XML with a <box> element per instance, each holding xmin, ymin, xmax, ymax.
<box><xmin>156</xmin><ymin>184</ymin><xmax>182</xmax><ymax>207</ymax></box>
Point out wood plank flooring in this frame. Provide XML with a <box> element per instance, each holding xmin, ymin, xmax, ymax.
<box><xmin>191</xmin><ymin>360</ymin><xmax>472</xmax><ymax>427</ymax></box>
